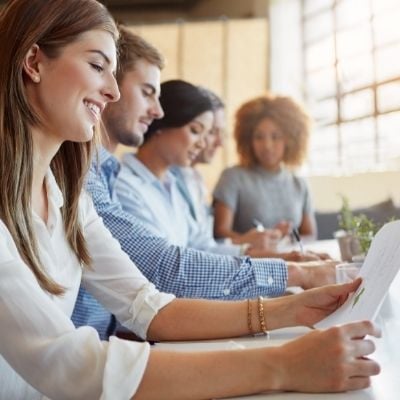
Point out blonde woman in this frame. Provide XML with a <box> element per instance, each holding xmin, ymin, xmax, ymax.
<box><xmin>0</xmin><ymin>1</ymin><xmax>380</xmax><ymax>399</ymax></box>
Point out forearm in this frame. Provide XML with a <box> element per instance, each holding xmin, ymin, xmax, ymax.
<box><xmin>287</xmin><ymin>263</ymin><xmax>303</xmax><ymax>287</ymax></box>
<box><xmin>134</xmin><ymin>347</ymin><xmax>279</xmax><ymax>400</ymax></box>
<box><xmin>299</xmin><ymin>213</ymin><xmax>317</xmax><ymax>239</ymax></box>
<box><xmin>287</xmin><ymin>261</ymin><xmax>336</xmax><ymax>289</ymax></box>
<box><xmin>147</xmin><ymin>298</ymin><xmax>291</xmax><ymax>342</ymax></box>
<box><xmin>246</xmin><ymin>248</ymin><xmax>285</xmax><ymax>258</ymax></box>
<box><xmin>215</xmin><ymin>227</ymin><xmax>243</xmax><ymax>242</ymax></box>
<box><xmin>137</xmin><ymin>320</ymin><xmax>381</xmax><ymax>399</ymax></box>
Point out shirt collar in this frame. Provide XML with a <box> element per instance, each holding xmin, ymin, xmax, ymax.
<box><xmin>45</xmin><ymin>169</ymin><xmax>64</xmax><ymax>209</ymax></box>
<box><xmin>121</xmin><ymin>153</ymin><xmax>176</xmax><ymax>186</ymax></box>
<box><xmin>97</xmin><ymin>147</ymin><xmax>120</xmax><ymax>171</ymax></box>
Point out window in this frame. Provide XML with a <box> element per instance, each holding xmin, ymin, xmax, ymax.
<box><xmin>302</xmin><ymin>0</ymin><xmax>400</xmax><ymax>175</ymax></box>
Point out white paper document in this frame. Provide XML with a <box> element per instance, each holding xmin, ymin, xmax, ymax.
<box><xmin>315</xmin><ymin>220</ymin><xmax>400</xmax><ymax>329</ymax></box>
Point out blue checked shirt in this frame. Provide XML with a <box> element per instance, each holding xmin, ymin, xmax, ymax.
<box><xmin>71</xmin><ymin>147</ymin><xmax>288</xmax><ymax>339</ymax></box>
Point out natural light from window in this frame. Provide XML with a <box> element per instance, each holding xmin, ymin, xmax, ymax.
<box><xmin>301</xmin><ymin>0</ymin><xmax>400</xmax><ymax>176</ymax></box>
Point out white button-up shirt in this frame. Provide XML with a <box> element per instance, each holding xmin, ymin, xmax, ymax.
<box><xmin>116</xmin><ymin>153</ymin><xmax>242</xmax><ymax>256</ymax></box>
<box><xmin>0</xmin><ymin>171</ymin><xmax>175</xmax><ymax>400</ymax></box>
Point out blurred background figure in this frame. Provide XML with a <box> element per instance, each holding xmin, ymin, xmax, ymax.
<box><xmin>115</xmin><ymin>79</ymin><xmax>246</xmax><ymax>255</ymax></box>
<box><xmin>213</xmin><ymin>93</ymin><xmax>317</xmax><ymax>248</ymax></box>
<box><xmin>116</xmin><ymin>82</ymin><xmax>323</xmax><ymax>261</ymax></box>
<box><xmin>170</xmin><ymin>88</ymin><xmax>226</xmax><ymax>240</ymax></box>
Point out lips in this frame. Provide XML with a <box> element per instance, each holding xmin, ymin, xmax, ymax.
<box><xmin>139</xmin><ymin>118</ymin><xmax>152</xmax><ymax>130</ymax></box>
<box><xmin>84</xmin><ymin>99</ymin><xmax>104</xmax><ymax>122</ymax></box>
<box><xmin>187</xmin><ymin>151</ymin><xmax>199</xmax><ymax>161</ymax></box>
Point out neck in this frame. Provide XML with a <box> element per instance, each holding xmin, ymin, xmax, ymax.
<box><xmin>31</xmin><ymin>127</ymin><xmax>60</xmax><ymax>189</ymax></box>
<box><xmin>31</xmin><ymin>126</ymin><xmax>60</xmax><ymax>222</ymax></box>
<box><xmin>260</xmin><ymin>163</ymin><xmax>282</xmax><ymax>173</ymax></box>
<box><xmin>136</xmin><ymin>144</ymin><xmax>168</xmax><ymax>179</ymax></box>
<box><xmin>101</xmin><ymin>128</ymin><xmax>118</xmax><ymax>153</ymax></box>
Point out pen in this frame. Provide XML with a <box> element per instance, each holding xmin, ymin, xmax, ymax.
<box><xmin>292</xmin><ymin>228</ymin><xmax>304</xmax><ymax>254</ymax></box>
<box><xmin>252</xmin><ymin>218</ymin><xmax>265</xmax><ymax>232</ymax></box>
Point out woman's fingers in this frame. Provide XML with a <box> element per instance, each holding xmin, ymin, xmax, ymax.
<box><xmin>349</xmin><ymin>358</ymin><xmax>381</xmax><ymax>378</ymax></box>
<box><xmin>344</xmin><ymin>376</ymin><xmax>372</xmax><ymax>391</ymax></box>
<box><xmin>350</xmin><ymin>338</ymin><xmax>376</xmax><ymax>358</ymax></box>
<box><xmin>342</xmin><ymin>320</ymin><xmax>382</xmax><ymax>340</ymax></box>
<box><xmin>276</xmin><ymin>321</ymin><xmax>381</xmax><ymax>393</ymax></box>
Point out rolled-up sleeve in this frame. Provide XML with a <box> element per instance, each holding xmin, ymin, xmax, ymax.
<box><xmin>80</xmin><ymin>193</ymin><xmax>175</xmax><ymax>338</ymax></box>
<box><xmin>0</xmin><ymin>255</ymin><xmax>151</xmax><ymax>399</ymax></box>
<box><xmin>101</xmin><ymin>337</ymin><xmax>150</xmax><ymax>400</ymax></box>
<box><xmin>0</xmin><ymin>194</ymin><xmax>174</xmax><ymax>399</ymax></box>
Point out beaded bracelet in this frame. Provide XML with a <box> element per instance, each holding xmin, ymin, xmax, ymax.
<box><xmin>257</xmin><ymin>296</ymin><xmax>268</xmax><ymax>335</ymax></box>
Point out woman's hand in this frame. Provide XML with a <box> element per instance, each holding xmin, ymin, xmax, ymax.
<box><xmin>283</xmin><ymin>250</ymin><xmax>327</xmax><ymax>262</ymax></box>
<box><xmin>271</xmin><ymin>320</ymin><xmax>381</xmax><ymax>392</ymax></box>
<box><xmin>287</xmin><ymin>259</ymin><xmax>337</xmax><ymax>289</ymax></box>
<box><xmin>238</xmin><ymin>228</ymin><xmax>282</xmax><ymax>250</ymax></box>
<box><xmin>267</xmin><ymin>278</ymin><xmax>361</xmax><ymax>329</ymax></box>
<box><xmin>273</xmin><ymin>220</ymin><xmax>292</xmax><ymax>237</ymax></box>
<box><xmin>294</xmin><ymin>278</ymin><xmax>363</xmax><ymax>326</ymax></box>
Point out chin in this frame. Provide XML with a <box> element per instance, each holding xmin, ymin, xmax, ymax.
<box><xmin>129</xmin><ymin>132</ymin><xmax>144</xmax><ymax>147</ymax></box>
<box><xmin>76</xmin><ymin>128</ymin><xmax>95</xmax><ymax>143</ymax></box>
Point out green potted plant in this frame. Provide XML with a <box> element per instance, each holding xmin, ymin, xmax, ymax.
<box><xmin>352</xmin><ymin>214</ymin><xmax>379</xmax><ymax>256</ymax></box>
<box><xmin>335</xmin><ymin>195</ymin><xmax>362</xmax><ymax>261</ymax></box>
<box><xmin>335</xmin><ymin>196</ymin><xmax>398</xmax><ymax>261</ymax></box>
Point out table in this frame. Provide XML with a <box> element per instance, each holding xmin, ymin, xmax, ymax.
<box><xmin>280</xmin><ymin>238</ymin><xmax>342</xmax><ymax>260</ymax></box>
<box><xmin>156</xmin><ymin>240</ymin><xmax>400</xmax><ymax>399</ymax></box>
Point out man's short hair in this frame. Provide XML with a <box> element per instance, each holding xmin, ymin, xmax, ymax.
<box><xmin>116</xmin><ymin>25</ymin><xmax>164</xmax><ymax>83</ymax></box>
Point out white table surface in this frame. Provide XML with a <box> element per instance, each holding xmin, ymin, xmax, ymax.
<box><xmin>156</xmin><ymin>240</ymin><xmax>400</xmax><ymax>399</ymax></box>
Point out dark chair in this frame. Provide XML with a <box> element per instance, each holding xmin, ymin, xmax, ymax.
<box><xmin>315</xmin><ymin>198</ymin><xmax>400</xmax><ymax>240</ymax></box>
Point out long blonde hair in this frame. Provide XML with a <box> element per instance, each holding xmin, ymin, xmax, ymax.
<box><xmin>0</xmin><ymin>0</ymin><xmax>118</xmax><ymax>295</ymax></box>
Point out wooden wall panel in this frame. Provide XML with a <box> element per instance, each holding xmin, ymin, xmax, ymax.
<box><xmin>224</xmin><ymin>19</ymin><xmax>268</xmax><ymax>166</ymax></box>
<box><xmin>136</xmin><ymin>24</ymin><xmax>180</xmax><ymax>81</ymax></box>
<box><xmin>180</xmin><ymin>21</ymin><xmax>224</xmax><ymax>93</ymax></box>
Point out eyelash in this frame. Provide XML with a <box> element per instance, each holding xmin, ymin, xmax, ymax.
<box><xmin>190</xmin><ymin>127</ymin><xmax>201</xmax><ymax>135</ymax></box>
<box><xmin>142</xmin><ymin>89</ymin><xmax>152</xmax><ymax>97</ymax></box>
<box><xmin>90</xmin><ymin>63</ymin><xmax>104</xmax><ymax>73</ymax></box>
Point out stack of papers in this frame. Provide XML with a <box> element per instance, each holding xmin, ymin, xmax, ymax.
<box><xmin>316</xmin><ymin>220</ymin><xmax>400</xmax><ymax>328</ymax></box>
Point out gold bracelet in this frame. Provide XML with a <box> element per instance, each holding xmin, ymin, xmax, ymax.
<box><xmin>257</xmin><ymin>296</ymin><xmax>268</xmax><ymax>335</ymax></box>
<box><xmin>247</xmin><ymin>299</ymin><xmax>254</xmax><ymax>335</ymax></box>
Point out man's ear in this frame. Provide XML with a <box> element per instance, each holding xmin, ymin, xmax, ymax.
<box><xmin>23</xmin><ymin>44</ymin><xmax>42</xmax><ymax>83</ymax></box>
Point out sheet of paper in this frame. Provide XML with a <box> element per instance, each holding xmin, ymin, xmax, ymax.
<box><xmin>315</xmin><ymin>220</ymin><xmax>400</xmax><ymax>329</ymax></box>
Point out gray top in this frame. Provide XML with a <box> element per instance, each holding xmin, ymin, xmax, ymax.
<box><xmin>213</xmin><ymin>165</ymin><xmax>313</xmax><ymax>233</ymax></box>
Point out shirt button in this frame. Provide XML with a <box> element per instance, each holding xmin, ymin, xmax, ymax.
<box><xmin>267</xmin><ymin>276</ymin><xmax>274</xmax><ymax>285</ymax></box>
<box><xmin>223</xmin><ymin>288</ymin><xmax>230</xmax><ymax>296</ymax></box>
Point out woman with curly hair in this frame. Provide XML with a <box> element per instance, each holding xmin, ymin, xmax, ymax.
<box><xmin>213</xmin><ymin>93</ymin><xmax>317</xmax><ymax>251</ymax></box>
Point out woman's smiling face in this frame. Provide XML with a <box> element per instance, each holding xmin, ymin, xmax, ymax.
<box><xmin>26</xmin><ymin>29</ymin><xmax>120</xmax><ymax>144</ymax></box>
<box><xmin>157</xmin><ymin>110</ymin><xmax>214</xmax><ymax>167</ymax></box>
<box><xmin>251</xmin><ymin>117</ymin><xmax>286</xmax><ymax>171</ymax></box>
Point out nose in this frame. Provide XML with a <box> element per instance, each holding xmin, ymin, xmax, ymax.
<box><xmin>215</xmin><ymin>130</ymin><xmax>224</xmax><ymax>148</ymax></box>
<box><xmin>196</xmin><ymin>133</ymin><xmax>207</xmax><ymax>150</ymax></box>
<box><xmin>101</xmin><ymin>74</ymin><xmax>120</xmax><ymax>103</ymax></box>
<box><xmin>262</xmin><ymin>136</ymin><xmax>274</xmax><ymax>150</ymax></box>
<box><xmin>151</xmin><ymin>98</ymin><xmax>164</xmax><ymax>120</ymax></box>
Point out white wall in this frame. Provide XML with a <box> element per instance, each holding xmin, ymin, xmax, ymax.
<box><xmin>269</xmin><ymin>0</ymin><xmax>303</xmax><ymax>101</ymax></box>
<box><xmin>308</xmin><ymin>171</ymin><xmax>400</xmax><ymax>212</ymax></box>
